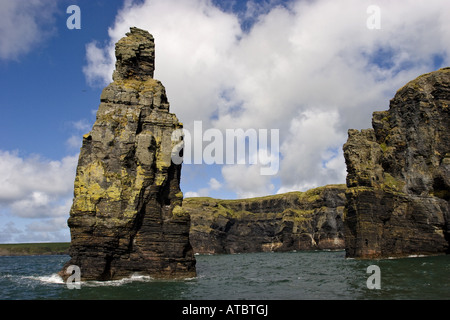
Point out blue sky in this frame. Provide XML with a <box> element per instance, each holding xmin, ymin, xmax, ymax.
<box><xmin>0</xmin><ymin>0</ymin><xmax>449</xmax><ymax>243</ymax></box>
<box><xmin>0</xmin><ymin>1</ymin><xmax>122</xmax><ymax>158</ymax></box>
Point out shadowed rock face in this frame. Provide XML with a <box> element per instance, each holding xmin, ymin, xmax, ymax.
<box><xmin>343</xmin><ymin>67</ymin><xmax>450</xmax><ymax>259</ymax></box>
<box><xmin>183</xmin><ymin>185</ymin><xmax>347</xmax><ymax>254</ymax></box>
<box><xmin>60</xmin><ymin>27</ymin><xmax>196</xmax><ymax>280</ymax></box>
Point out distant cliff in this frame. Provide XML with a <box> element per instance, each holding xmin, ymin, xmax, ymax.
<box><xmin>0</xmin><ymin>243</ymin><xmax>69</xmax><ymax>256</ymax></box>
<box><xmin>344</xmin><ymin>67</ymin><xmax>450</xmax><ymax>259</ymax></box>
<box><xmin>183</xmin><ymin>185</ymin><xmax>346</xmax><ymax>254</ymax></box>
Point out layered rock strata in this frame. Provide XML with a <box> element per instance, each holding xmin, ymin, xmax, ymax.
<box><xmin>60</xmin><ymin>28</ymin><xmax>196</xmax><ymax>280</ymax></box>
<box><xmin>183</xmin><ymin>185</ymin><xmax>346</xmax><ymax>254</ymax></box>
<box><xmin>344</xmin><ymin>68</ymin><xmax>450</xmax><ymax>259</ymax></box>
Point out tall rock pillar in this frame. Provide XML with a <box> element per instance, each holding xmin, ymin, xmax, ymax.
<box><xmin>60</xmin><ymin>27</ymin><xmax>196</xmax><ymax>280</ymax></box>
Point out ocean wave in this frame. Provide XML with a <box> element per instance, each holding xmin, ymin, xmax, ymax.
<box><xmin>2</xmin><ymin>273</ymin><xmax>152</xmax><ymax>287</ymax></box>
<box><xmin>4</xmin><ymin>272</ymin><xmax>198</xmax><ymax>288</ymax></box>
<box><xmin>82</xmin><ymin>274</ymin><xmax>154</xmax><ymax>287</ymax></box>
<box><xmin>0</xmin><ymin>273</ymin><xmax>65</xmax><ymax>287</ymax></box>
<box><xmin>386</xmin><ymin>254</ymin><xmax>427</xmax><ymax>260</ymax></box>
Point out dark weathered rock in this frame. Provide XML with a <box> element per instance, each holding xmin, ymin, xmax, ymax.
<box><xmin>183</xmin><ymin>185</ymin><xmax>346</xmax><ymax>254</ymax></box>
<box><xmin>60</xmin><ymin>28</ymin><xmax>196</xmax><ymax>280</ymax></box>
<box><xmin>343</xmin><ymin>67</ymin><xmax>450</xmax><ymax>259</ymax></box>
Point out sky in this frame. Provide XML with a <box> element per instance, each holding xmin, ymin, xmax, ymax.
<box><xmin>0</xmin><ymin>0</ymin><xmax>449</xmax><ymax>243</ymax></box>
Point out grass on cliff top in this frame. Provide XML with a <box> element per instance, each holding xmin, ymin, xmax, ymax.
<box><xmin>0</xmin><ymin>242</ymin><xmax>70</xmax><ymax>256</ymax></box>
<box><xmin>184</xmin><ymin>184</ymin><xmax>346</xmax><ymax>221</ymax></box>
<box><xmin>184</xmin><ymin>184</ymin><xmax>346</xmax><ymax>204</ymax></box>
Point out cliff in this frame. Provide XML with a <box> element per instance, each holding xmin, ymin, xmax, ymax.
<box><xmin>343</xmin><ymin>67</ymin><xmax>450</xmax><ymax>259</ymax></box>
<box><xmin>183</xmin><ymin>185</ymin><xmax>346</xmax><ymax>254</ymax></box>
<box><xmin>60</xmin><ymin>28</ymin><xmax>196</xmax><ymax>280</ymax></box>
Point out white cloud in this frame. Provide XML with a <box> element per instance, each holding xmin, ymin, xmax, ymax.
<box><xmin>184</xmin><ymin>191</ymin><xmax>201</xmax><ymax>198</ymax></box>
<box><xmin>222</xmin><ymin>164</ymin><xmax>275</xmax><ymax>198</ymax></box>
<box><xmin>0</xmin><ymin>222</ymin><xmax>22</xmax><ymax>243</ymax></box>
<box><xmin>0</xmin><ymin>151</ymin><xmax>76</xmax><ymax>242</ymax></box>
<box><xmin>208</xmin><ymin>177</ymin><xmax>222</xmax><ymax>190</ymax></box>
<box><xmin>278</xmin><ymin>110</ymin><xmax>347</xmax><ymax>192</ymax></box>
<box><xmin>0</xmin><ymin>0</ymin><xmax>57</xmax><ymax>60</ymax></box>
<box><xmin>184</xmin><ymin>177</ymin><xmax>223</xmax><ymax>198</ymax></box>
<box><xmin>83</xmin><ymin>41</ymin><xmax>116</xmax><ymax>87</ymax></box>
<box><xmin>26</xmin><ymin>216</ymin><xmax>68</xmax><ymax>233</ymax></box>
<box><xmin>0</xmin><ymin>151</ymin><xmax>77</xmax><ymax>217</ymax></box>
<box><xmin>83</xmin><ymin>0</ymin><xmax>450</xmax><ymax>198</ymax></box>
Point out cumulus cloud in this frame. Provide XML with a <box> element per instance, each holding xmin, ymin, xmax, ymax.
<box><xmin>83</xmin><ymin>41</ymin><xmax>116</xmax><ymax>87</ymax></box>
<box><xmin>0</xmin><ymin>151</ymin><xmax>77</xmax><ymax>242</ymax></box>
<box><xmin>0</xmin><ymin>222</ymin><xmax>22</xmax><ymax>243</ymax></box>
<box><xmin>0</xmin><ymin>151</ymin><xmax>77</xmax><ymax>207</ymax></box>
<box><xmin>0</xmin><ymin>0</ymin><xmax>57</xmax><ymax>60</ymax></box>
<box><xmin>184</xmin><ymin>177</ymin><xmax>224</xmax><ymax>198</ymax></box>
<box><xmin>277</xmin><ymin>110</ymin><xmax>347</xmax><ymax>193</ymax></box>
<box><xmin>208</xmin><ymin>177</ymin><xmax>222</xmax><ymax>190</ymax></box>
<box><xmin>0</xmin><ymin>220</ymin><xmax>70</xmax><ymax>243</ymax></box>
<box><xmin>222</xmin><ymin>164</ymin><xmax>275</xmax><ymax>198</ymax></box>
<box><xmin>83</xmin><ymin>0</ymin><xmax>450</xmax><ymax>196</ymax></box>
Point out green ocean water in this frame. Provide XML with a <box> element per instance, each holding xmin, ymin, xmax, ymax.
<box><xmin>0</xmin><ymin>251</ymin><xmax>449</xmax><ymax>300</ymax></box>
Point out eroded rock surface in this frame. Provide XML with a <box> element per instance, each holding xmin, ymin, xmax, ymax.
<box><xmin>60</xmin><ymin>28</ymin><xmax>195</xmax><ymax>280</ymax></box>
<box><xmin>183</xmin><ymin>185</ymin><xmax>346</xmax><ymax>254</ymax></box>
<box><xmin>344</xmin><ymin>67</ymin><xmax>450</xmax><ymax>258</ymax></box>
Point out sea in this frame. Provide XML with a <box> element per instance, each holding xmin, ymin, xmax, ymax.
<box><xmin>0</xmin><ymin>250</ymin><xmax>449</xmax><ymax>301</ymax></box>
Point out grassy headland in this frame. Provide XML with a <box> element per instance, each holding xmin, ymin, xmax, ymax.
<box><xmin>0</xmin><ymin>242</ymin><xmax>70</xmax><ymax>256</ymax></box>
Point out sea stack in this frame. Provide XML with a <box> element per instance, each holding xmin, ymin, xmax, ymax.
<box><xmin>60</xmin><ymin>27</ymin><xmax>196</xmax><ymax>280</ymax></box>
<box><xmin>343</xmin><ymin>67</ymin><xmax>450</xmax><ymax>259</ymax></box>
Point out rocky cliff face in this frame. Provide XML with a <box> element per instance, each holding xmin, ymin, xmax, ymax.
<box><xmin>183</xmin><ymin>185</ymin><xmax>346</xmax><ymax>254</ymax></box>
<box><xmin>344</xmin><ymin>67</ymin><xmax>450</xmax><ymax>259</ymax></box>
<box><xmin>60</xmin><ymin>28</ymin><xmax>196</xmax><ymax>280</ymax></box>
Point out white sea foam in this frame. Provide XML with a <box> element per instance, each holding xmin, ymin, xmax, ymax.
<box><xmin>7</xmin><ymin>272</ymin><xmax>196</xmax><ymax>288</ymax></box>
<box><xmin>83</xmin><ymin>274</ymin><xmax>154</xmax><ymax>287</ymax></box>
<box><xmin>23</xmin><ymin>273</ymin><xmax>65</xmax><ymax>284</ymax></box>
<box><xmin>17</xmin><ymin>273</ymin><xmax>154</xmax><ymax>287</ymax></box>
<box><xmin>386</xmin><ymin>254</ymin><xmax>427</xmax><ymax>260</ymax></box>
<box><xmin>83</xmin><ymin>273</ymin><xmax>199</xmax><ymax>286</ymax></box>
